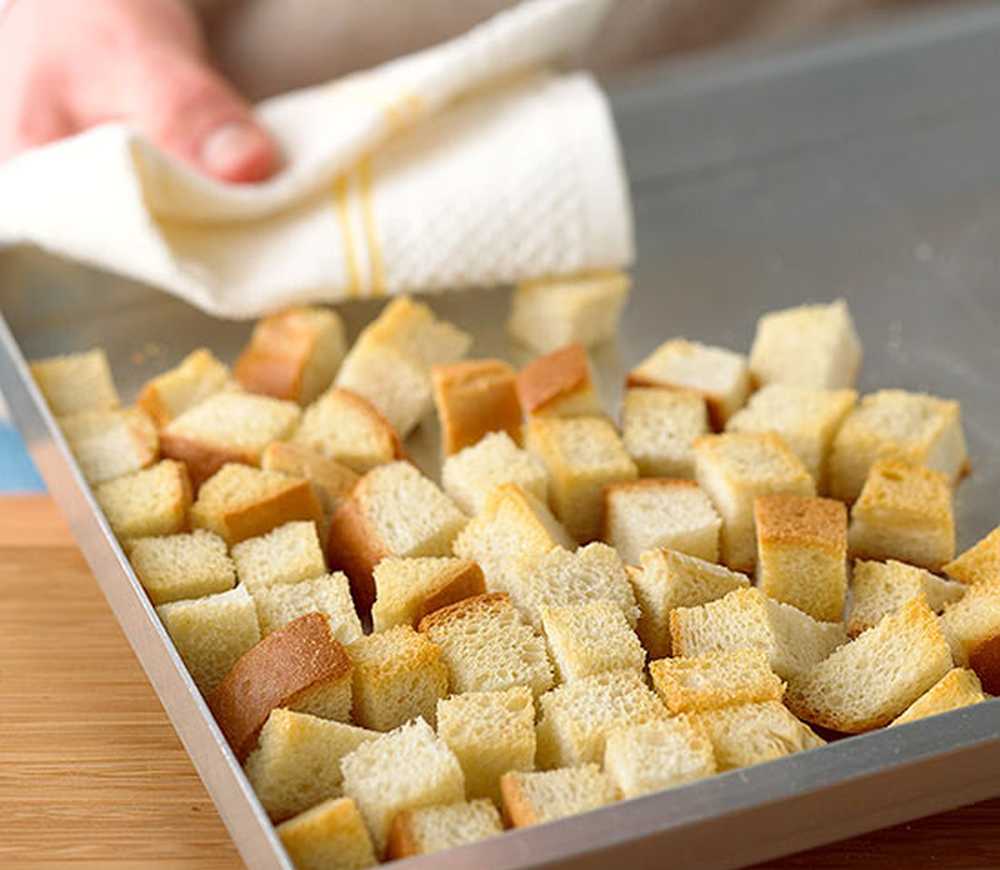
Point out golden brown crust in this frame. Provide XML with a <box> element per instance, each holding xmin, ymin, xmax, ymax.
<box><xmin>222</xmin><ymin>478</ymin><xmax>323</xmax><ymax>546</ymax></box>
<box><xmin>754</xmin><ymin>494</ymin><xmax>846</xmax><ymax>554</ymax></box>
<box><xmin>136</xmin><ymin>384</ymin><xmax>172</xmax><ymax>429</ymax></box>
<box><xmin>516</xmin><ymin>343</ymin><xmax>591</xmax><ymax>415</ymax></box>
<box><xmin>499</xmin><ymin>772</ymin><xmax>537</xmax><ymax>828</ymax></box>
<box><xmin>417</xmin><ymin>560</ymin><xmax>487</xmax><ymax>624</ymax></box>
<box><xmin>325</xmin><ymin>490</ymin><xmax>390</xmax><ymax>615</ymax></box>
<box><xmin>233</xmin><ymin>308</ymin><xmax>322</xmax><ymax>402</ymax></box>
<box><xmin>969</xmin><ymin>634</ymin><xmax>1000</xmax><ymax>695</ymax></box>
<box><xmin>331</xmin><ymin>388</ymin><xmax>408</xmax><ymax>463</ymax></box>
<box><xmin>417</xmin><ymin>592</ymin><xmax>510</xmax><ymax>634</ymax></box>
<box><xmin>261</xmin><ymin>442</ymin><xmax>359</xmax><ymax>517</ymax></box>
<box><xmin>385</xmin><ymin>811</ymin><xmax>421</xmax><ymax>859</ymax></box>
<box><xmin>159</xmin><ymin>431</ymin><xmax>258</xmax><ymax>490</ymax></box>
<box><xmin>432</xmin><ymin>358</ymin><xmax>522</xmax><ymax>455</ymax></box>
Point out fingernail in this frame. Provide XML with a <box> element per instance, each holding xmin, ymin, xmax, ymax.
<box><xmin>200</xmin><ymin>122</ymin><xmax>265</xmax><ymax>178</ymax></box>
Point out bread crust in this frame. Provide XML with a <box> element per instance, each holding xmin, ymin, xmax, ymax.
<box><xmin>326</xmin><ymin>491</ymin><xmax>390</xmax><ymax>615</ymax></box>
<box><xmin>330</xmin><ymin>388</ymin><xmax>408</xmax><ymax>463</ymax></box>
<box><xmin>754</xmin><ymin>494</ymin><xmax>847</xmax><ymax>555</ymax></box>
<box><xmin>417</xmin><ymin>561</ymin><xmax>486</xmax><ymax>624</ymax></box>
<box><xmin>385</xmin><ymin>811</ymin><xmax>421</xmax><ymax>859</ymax></box>
<box><xmin>433</xmin><ymin>359</ymin><xmax>522</xmax><ymax>455</ymax></box>
<box><xmin>498</xmin><ymin>772</ymin><xmax>538</xmax><ymax>828</ymax></box>
<box><xmin>159</xmin><ymin>432</ymin><xmax>257</xmax><ymax>490</ymax></box>
<box><xmin>969</xmin><ymin>634</ymin><xmax>1000</xmax><ymax>695</ymax></box>
<box><xmin>417</xmin><ymin>592</ymin><xmax>509</xmax><ymax>634</ymax></box>
<box><xmin>222</xmin><ymin>478</ymin><xmax>323</xmax><ymax>546</ymax></box>
<box><xmin>516</xmin><ymin>343</ymin><xmax>591</xmax><ymax>415</ymax></box>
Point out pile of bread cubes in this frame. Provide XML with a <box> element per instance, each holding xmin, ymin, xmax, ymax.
<box><xmin>29</xmin><ymin>272</ymin><xmax>1000</xmax><ymax>870</ymax></box>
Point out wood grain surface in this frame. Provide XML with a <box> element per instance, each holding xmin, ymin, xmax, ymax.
<box><xmin>2</xmin><ymin>494</ymin><xmax>999</xmax><ymax>870</ymax></box>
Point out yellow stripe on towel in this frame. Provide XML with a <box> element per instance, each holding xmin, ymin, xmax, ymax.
<box><xmin>333</xmin><ymin>173</ymin><xmax>362</xmax><ymax>298</ymax></box>
<box><xmin>358</xmin><ymin>157</ymin><xmax>386</xmax><ymax>297</ymax></box>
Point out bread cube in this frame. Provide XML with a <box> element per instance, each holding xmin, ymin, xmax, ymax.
<box><xmin>276</xmin><ymin>796</ymin><xmax>376</xmax><ymax>870</ymax></box>
<box><xmin>232</xmin><ymin>521</ymin><xmax>326</xmax><ymax>593</ymax></box>
<box><xmin>786</xmin><ymin>597</ymin><xmax>952</xmax><ymax>732</ymax></box>
<box><xmin>542</xmin><ymin>601</ymin><xmax>645</xmax><ymax>682</ymax></box>
<box><xmin>749</xmin><ymin>299</ymin><xmax>862</xmax><ymax>390</ymax></box>
<box><xmin>944</xmin><ymin>526</ymin><xmax>1000</xmax><ymax>586</ymax></box>
<box><xmin>388</xmin><ymin>798</ymin><xmax>502</xmax><ymax>859</ymax></box>
<box><xmin>59</xmin><ymin>407</ymin><xmax>159</xmax><ymax>484</ymax></box>
<box><xmin>31</xmin><ymin>348</ymin><xmax>119</xmax><ymax>416</ymax></box>
<box><xmin>629</xmin><ymin>548</ymin><xmax>750</xmax><ymax>659</ymax></box>
<box><xmin>939</xmin><ymin>585</ymin><xmax>1000</xmax><ymax>694</ymax></box>
<box><xmin>252</xmin><ymin>572</ymin><xmax>363</xmax><ymax>643</ymax></box>
<box><xmin>432</xmin><ymin>359</ymin><xmax>522</xmax><ymax>455</ymax></box>
<box><xmin>340</xmin><ymin>717</ymin><xmax>465</xmax><ymax>856</ymax></box>
<box><xmin>891</xmin><ymin>668</ymin><xmax>986</xmax><ymax>727</ymax></box>
<box><xmin>828</xmin><ymin>389</ymin><xmax>968</xmax><ymax>503</ymax></box>
<box><xmin>96</xmin><ymin>459</ymin><xmax>192</xmax><ymax>540</ymax></box>
<box><xmin>500</xmin><ymin>765</ymin><xmax>617</xmax><ymax>828</ymax></box>
<box><xmin>190</xmin><ymin>463</ymin><xmax>323</xmax><ymax>546</ymax></box>
<box><xmin>129</xmin><ymin>529</ymin><xmax>235</xmax><ymax>605</ymax></box>
<box><xmin>670</xmin><ymin>587</ymin><xmax>847</xmax><ymax>681</ymax></box>
<box><xmin>649</xmin><ymin>649</ymin><xmax>784</xmax><ymax>714</ymax></box>
<box><xmin>347</xmin><ymin>625</ymin><xmax>449</xmax><ymax>731</ymax></box>
<box><xmin>697</xmin><ymin>701</ymin><xmax>825</xmax><ymax>770</ymax></box>
<box><xmin>847</xmin><ymin>559</ymin><xmax>964</xmax><ymax>637</ymax></box>
<box><xmin>326</xmin><ymin>461</ymin><xmax>467</xmax><ymax>613</ymax></box>
<box><xmin>507</xmin><ymin>270</ymin><xmax>631</xmax><ymax>353</ymax></box>
<box><xmin>437</xmin><ymin>687</ymin><xmax>536</xmax><ymax>803</ymax></box>
<box><xmin>371</xmin><ymin>557</ymin><xmax>485</xmax><ymax>632</ymax></box>
<box><xmin>137</xmin><ymin>348</ymin><xmax>230</xmax><ymax>427</ymax></box>
<box><xmin>419</xmin><ymin>593</ymin><xmax>553</xmax><ymax>698</ymax></box>
<box><xmin>694</xmin><ymin>432</ymin><xmax>815</xmax><ymax>571</ymax></box>
<box><xmin>604</xmin><ymin>717</ymin><xmax>717</xmax><ymax>799</ymax></box>
<box><xmin>627</xmin><ymin>339</ymin><xmax>751</xmax><ymax>428</ymax></box>
<box><xmin>621</xmin><ymin>387</ymin><xmax>708</xmax><ymax>479</ymax></box>
<box><xmin>516</xmin><ymin>342</ymin><xmax>604</xmax><ymax>418</ymax></box>
<box><xmin>442</xmin><ymin>431</ymin><xmax>548</xmax><ymax>515</ymax></box>
<box><xmin>848</xmin><ymin>458</ymin><xmax>955</xmax><ymax>570</ymax></box>
<box><xmin>244</xmin><ymin>709</ymin><xmax>377</xmax><ymax>822</ymax></box>
<box><xmin>261</xmin><ymin>441</ymin><xmax>359</xmax><ymax>524</ymax></box>
<box><xmin>157</xmin><ymin>586</ymin><xmax>260</xmax><ymax>695</ymax></box>
<box><xmin>754</xmin><ymin>494</ymin><xmax>847</xmax><ymax>622</ymax></box>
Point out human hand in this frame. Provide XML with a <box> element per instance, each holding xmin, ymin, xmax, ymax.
<box><xmin>0</xmin><ymin>0</ymin><xmax>279</xmax><ymax>182</ymax></box>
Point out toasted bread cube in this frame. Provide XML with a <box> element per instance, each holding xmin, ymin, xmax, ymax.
<box><xmin>507</xmin><ymin>270</ymin><xmax>631</xmax><ymax>353</ymax></box>
<box><xmin>232</xmin><ymin>520</ymin><xmax>326</xmax><ymax>593</ymax></box>
<box><xmin>944</xmin><ymin>526</ymin><xmax>1000</xmax><ymax>586</ymax></box>
<box><xmin>442</xmin><ymin>431</ymin><xmax>548</xmax><ymax>515</ymax></box>
<box><xmin>697</xmin><ymin>701</ymin><xmax>825</xmax><ymax>770</ymax></box>
<box><xmin>542</xmin><ymin>601</ymin><xmax>644</xmax><ymax>682</ymax></box>
<box><xmin>341</xmin><ymin>717</ymin><xmax>465</xmax><ymax>856</ymax></box>
<box><xmin>96</xmin><ymin>459</ymin><xmax>192</xmax><ymax>539</ymax></box>
<box><xmin>621</xmin><ymin>387</ymin><xmax>708</xmax><ymax>479</ymax></box>
<box><xmin>604</xmin><ymin>716</ymin><xmax>717</xmax><ymax>799</ymax></box>
<box><xmin>670</xmin><ymin>587</ymin><xmax>847</xmax><ymax>681</ymax></box>
<box><xmin>59</xmin><ymin>407</ymin><xmax>159</xmax><ymax>484</ymax></box>
<box><xmin>649</xmin><ymin>649</ymin><xmax>785</xmax><ymax>714</ymax></box>
<box><xmin>419</xmin><ymin>593</ymin><xmax>553</xmax><ymax>698</ymax></box>
<box><xmin>276</xmin><ymin>796</ymin><xmax>376</xmax><ymax>870</ymax></box>
<box><xmin>749</xmin><ymin>299</ymin><xmax>862</xmax><ymax>390</ymax></box>
<box><xmin>629</xmin><ymin>548</ymin><xmax>750</xmax><ymax>659</ymax></box>
<box><xmin>388</xmin><ymin>798</ymin><xmax>502</xmax><ymax>859</ymax></box>
<box><xmin>371</xmin><ymin>557</ymin><xmax>485</xmax><ymax>632</ymax></box>
<box><xmin>252</xmin><ymin>573</ymin><xmax>363</xmax><ymax>643</ymax></box>
<box><xmin>261</xmin><ymin>442</ymin><xmax>359</xmax><ymax>525</ymax></box>
<box><xmin>137</xmin><ymin>348</ymin><xmax>230</xmax><ymax>427</ymax></box>
<box><xmin>500</xmin><ymin>765</ymin><xmax>617</xmax><ymax>828</ymax></box>
<box><xmin>628</xmin><ymin>339</ymin><xmax>750</xmax><ymax>428</ymax></box>
<box><xmin>326</xmin><ymin>461</ymin><xmax>467</xmax><ymax>613</ymax></box>
<box><xmin>244</xmin><ymin>709</ymin><xmax>378</xmax><ymax>822</ymax></box>
<box><xmin>694</xmin><ymin>432</ymin><xmax>815</xmax><ymax>571</ymax></box>
<box><xmin>940</xmin><ymin>585</ymin><xmax>1000</xmax><ymax>694</ymax></box>
<box><xmin>848</xmin><ymin>458</ymin><xmax>955</xmax><ymax>570</ymax></box>
<box><xmin>847</xmin><ymin>559</ymin><xmax>965</xmax><ymax>637</ymax></box>
<box><xmin>754</xmin><ymin>494</ymin><xmax>847</xmax><ymax>622</ymax></box>
<box><xmin>129</xmin><ymin>529</ymin><xmax>234</xmax><ymax>605</ymax></box>
<box><xmin>829</xmin><ymin>389</ymin><xmax>968</xmax><ymax>503</ymax></box>
<box><xmin>437</xmin><ymin>687</ymin><xmax>536</xmax><ymax>803</ymax></box>
<box><xmin>347</xmin><ymin>625</ymin><xmax>449</xmax><ymax>731</ymax></box>
<box><xmin>432</xmin><ymin>359</ymin><xmax>522</xmax><ymax>455</ymax></box>
<box><xmin>726</xmin><ymin>384</ymin><xmax>857</xmax><ymax>490</ymax></box>
<box><xmin>890</xmin><ymin>668</ymin><xmax>986</xmax><ymax>727</ymax></box>
<box><xmin>518</xmin><ymin>343</ymin><xmax>604</xmax><ymax>421</ymax></box>
<box><xmin>31</xmin><ymin>348</ymin><xmax>119</xmax><ymax>416</ymax></box>
<box><xmin>157</xmin><ymin>586</ymin><xmax>260</xmax><ymax>695</ymax></box>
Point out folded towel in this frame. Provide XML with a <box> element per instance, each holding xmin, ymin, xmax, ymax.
<box><xmin>0</xmin><ymin>0</ymin><xmax>633</xmax><ymax>319</ymax></box>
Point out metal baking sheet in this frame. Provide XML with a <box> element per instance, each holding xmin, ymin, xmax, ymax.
<box><xmin>3</xmin><ymin>5</ymin><xmax>1000</xmax><ymax>868</ymax></box>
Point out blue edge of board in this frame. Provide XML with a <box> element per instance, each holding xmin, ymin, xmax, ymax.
<box><xmin>0</xmin><ymin>422</ymin><xmax>45</xmax><ymax>492</ymax></box>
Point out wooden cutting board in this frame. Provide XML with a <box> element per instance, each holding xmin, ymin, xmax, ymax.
<box><xmin>2</xmin><ymin>494</ymin><xmax>998</xmax><ymax>869</ymax></box>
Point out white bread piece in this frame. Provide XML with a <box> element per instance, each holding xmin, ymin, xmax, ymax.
<box><xmin>347</xmin><ymin>625</ymin><xmax>449</xmax><ymax>731</ymax></box>
<box><xmin>157</xmin><ymin>586</ymin><xmax>260</xmax><ymax>695</ymax></box>
<box><xmin>605</xmin><ymin>479</ymin><xmax>721</xmax><ymax>565</ymax></box>
<box><xmin>649</xmin><ymin>648</ymin><xmax>785</xmax><ymax>714</ymax></box>
<box><xmin>541</xmin><ymin>600</ymin><xmax>645</xmax><ymax>682</ymax></box>
<box><xmin>252</xmin><ymin>572</ymin><xmax>363</xmax><ymax>643</ymax></box>
<box><xmin>419</xmin><ymin>593</ymin><xmax>554</xmax><ymax>698</ymax></box>
<box><xmin>603</xmin><ymin>716</ymin><xmax>717</xmax><ymax>799</ymax></box>
<box><xmin>388</xmin><ymin>798</ymin><xmax>502</xmax><ymax>859</ymax></box>
<box><xmin>190</xmin><ymin>463</ymin><xmax>323</xmax><ymax>547</ymax></box>
<box><xmin>137</xmin><ymin>348</ymin><xmax>230</xmax><ymax>427</ymax></box>
<box><xmin>326</xmin><ymin>461</ymin><xmax>467</xmax><ymax>614</ymax></box>
<box><xmin>754</xmin><ymin>494</ymin><xmax>848</xmax><ymax>622</ymax></box>
<box><xmin>232</xmin><ymin>520</ymin><xmax>326</xmax><ymax>594</ymax></box>
<box><xmin>939</xmin><ymin>585</ymin><xmax>1000</xmax><ymax>694</ymax></box>
<box><xmin>725</xmin><ymin>384</ymin><xmax>857</xmax><ymax>491</ymax></box>
<box><xmin>890</xmin><ymin>668</ymin><xmax>987</xmax><ymax>726</ymax></box>
<box><xmin>524</xmin><ymin>415</ymin><xmax>637</xmax><ymax>543</ymax></box>
<box><xmin>943</xmin><ymin>526</ymin><xmax>1000</xmax><ymax>586</ymax></box>
<box><xmin>244</xmin><ymin>709</ymin><xmax>377</xmax><ymax>822</ymax></box>
<box><xmin>500</xmin><ymin>765</ymin><xmax>617</xmax><ymax>828</ymax></box>
<box><xmin>697</xmin><ymin>701</ymin><xmax>825</xmax><ymax>770</ymax></box>
<box><xmin>31</xmin><ymin>348</ymin><xmax>119</xmax><ymax>416</ymax></box>
<box><xmin>785</xmin><ymin>597</ymin><xmax>952</xmax><ymax>732</ymax></box>
<box><xmin>507</xmin><ymin>270</ymin><xmax>631</xmax><ymax>353</ymax></box>
<box><xmin>129</xmin><ymin>529</ymin><xmax>234</xmax><ymax>605</ymax></box>
<box><xmin>436</xmin><ymin>687</ymin><xmax>536</xmax><ymax>804</ymax></box>
<box><xmin>847</xmin><ymin>559</ymin><xmax>965</xmax><ymax>637</ymax></box>
<box><xmin>694</xmin><ymin>432</ymin><xmax>815</xmax><ymax>571</ymax></box>
<box><xmin>292</xmin><ymin>388</ymin><xmax>404</xmax><ymax>475</ymax></box>
<box><xmin>627</xmin><ymin>339</ymin><xmax>751</xmax><ymax>428</ymax></box>
<box><xmin>516</xmin><ymin>342</ymin><xmax>604</xmax><ymax>419</ymax></box>
<box><xmin>59</xmin><ymin>407</ymin><xmax>159</xmax><ymax>484</ymax></box>
<box><xmin>261</xmin><ymin>441</ymin><xmax>359</xmax><ymax>524</ymax></box>
<box><xmin>670</xmin><ymin>587</ymin><xmax>847</xmax><ymax>681</ymax></box>
<box><xmin>847</xmin><ymin>458</ymin><xmax>955</xmax><ymax>570</ymax></box>
<box><xmin>371</xmin><ymin>557</ymin><xmax>485</xmax><ymax>632</ymax></box>
<box><xmin>828</xmin><ymin>389</ymin><xmax>969</xmax><ymax>503</ymax></box>
<box><xmin>620</xmin><ymin>387</ymin><xmax>709</xmax><ymax>479</ymax></box>
<box><xmin>340</xmin><ymin>717</ymin><xmax>465</xmax><ymax>857</ymax></box>
<box><xmin>442</xmin><ymin>431</ymin><xmax>548</xmax><ymax>515</ymax></box>
<box><xmin>536</xmin><ymin>669</ymin><xmax>668</xmax><ymax>768</ymax></box>
<box><xmin>432</xmin><ymin>359</ymin><xmax>522</xmax><ymax>455</ymax></box>
<box><xmin>629</xmin><ymin>548</ymin><xmax>750</xmax><ymax>659</ymax></box>
<box><xmin>749</xmin><ymin>299</ymin><xmax>862</xmax><ymax>390</ymax></box>
<box><xmin>276</xmin><ymin>796</ymin><xmax>376</xmax><ymax>870</ymax></box>
<box><xmin>96</xmin><ymin>459</ymin><xmax>192</xmax><ymax>540</ymax></box>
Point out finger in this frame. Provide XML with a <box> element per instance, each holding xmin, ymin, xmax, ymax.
<box><xmin>0</xmin><ymin>101</ymin><xmax>74</xmax><ymax>165</ymax></box>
